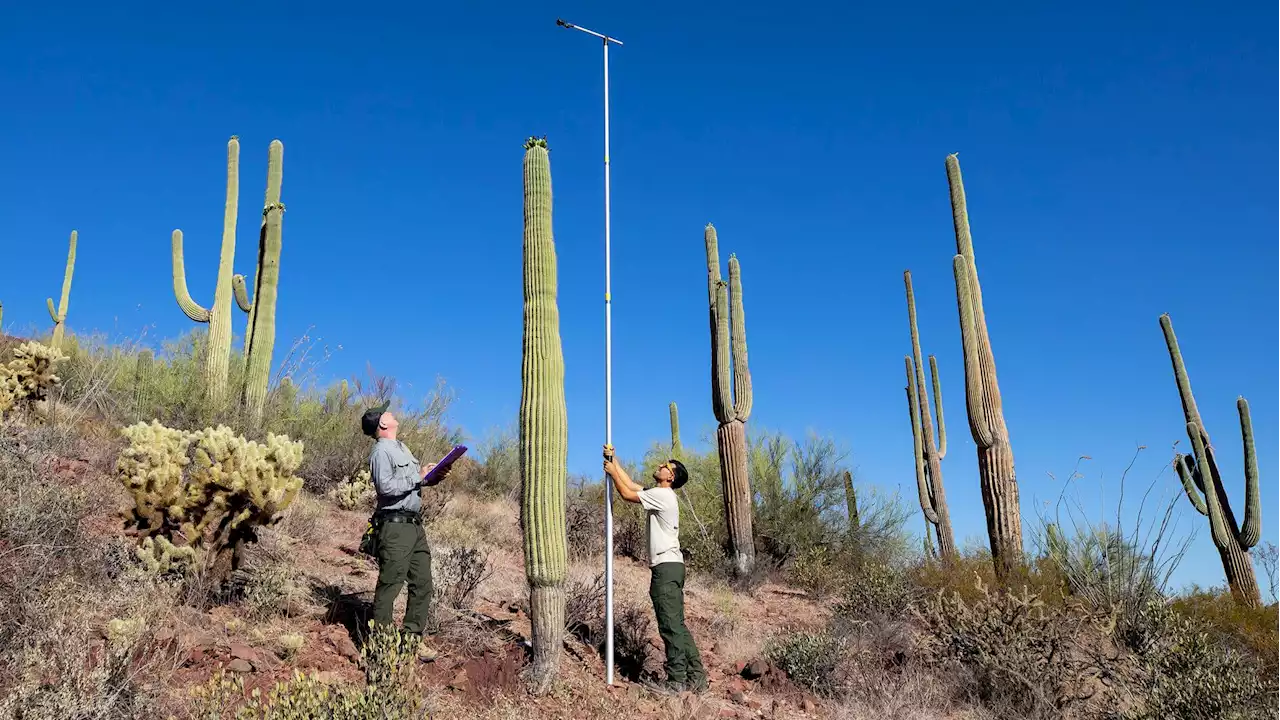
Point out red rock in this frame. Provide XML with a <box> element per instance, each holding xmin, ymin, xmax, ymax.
<box><xmin>729</xmin><ymin>689</ymin><xmax>747</xmax><ymax>704</ymax></box>
<box><xmin>185</xmin><ymin>647</ymin><xmax>207</xmax><ymax>667</ymax></box>
<box><xmin>332</xmin><ymin>635</ymin><xmax>360</xmax><ymax>660</ymax></box>
<box><xmin>742</xmin><ymin>659</ymin><xmax>767</xmax><ymax>680</ymax></box>
<box><xmin>718</xmin><ymin>710</ymin><xmax>738</xmax><ymax>718</ymax></box>
<box><xmin>802</xmin><ymin>698</ymin><xmax>817</xmax><ymax>712</ymax></box>
<box><xmin>228</xmin><ymin>643</ymin><xmax>258</xmax><ymax>662</ymax></box>
<box><xmin>734</xmin><ymin>660</ymin><xmax>747</xmax><ymax>674</ymax></box>
<box><xmin>226</xmin><ymin>659</ymin><xmax>253</xmax><ymax>673</ymax></box>
<box><xmin>746</xmin><ymin>698</ymin><xmax>762</xmax><ymax>710</ymax></box>
<box><xmin>448</xmin><ymin>669</ymin><xmax>469</xmax><ymax>691</ymax></box>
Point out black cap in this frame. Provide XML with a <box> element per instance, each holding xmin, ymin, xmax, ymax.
<box><xmin>669</xmin><ymin>459</ymin><xmax>689</xmax><ymax>490</ymax></box>
<box><xmin>361</xmin><ymin>401</ymin><xmax>391</xmax><ymax>438</ymax></box>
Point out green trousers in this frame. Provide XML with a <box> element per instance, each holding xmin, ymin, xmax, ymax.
<box><xmin>373</xmin><ymin>521</ymin><xmax>433</xmax><ymax>635</ymax></box>
<box><xmin>649</xmin><ymin>562</ymin><xmax>706</xmax><ymax>685</ymax></box>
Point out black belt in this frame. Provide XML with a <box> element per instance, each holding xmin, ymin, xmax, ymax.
<box><xmin>375</xmin><ymin>511</ymin><xmax>421</xmax><ymax>525</ymax></box>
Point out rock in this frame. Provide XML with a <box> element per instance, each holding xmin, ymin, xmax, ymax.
<box><xmin>228</xmin><ymin>643</ymin><xmax>258</xmax><ymax>662</ymax></box>
<box><xmin>734</xmin><ymin>660</ymin><xmax>747</xmax><ymax>674</ymax></box>
<box><xmin>226</xmin><ymin>659</ymin><xmax>253</xmax><ymax>674</ymax></box>
<box><xmin>729</xmin><ymin>689</ymin><xmax>747</xmax><ymax>704</ymax></box>
<box><xmin>742</xmin><ymin>659</ymin><xmax>767</xmax><ymax>680</ymax></box>
<box><xmin>747</xmin><ymin>698</ymin><xmax>762</xmax><ymax>710</ymax></box>
<box><xmin>313</xmin><ymin>671</ymin><xmax>342</xmax><ymax>685</ymax></box>
<box><xmin>448</xmin><ymin>669</ymin><xmax>469</xmax><ymax>691</ymax></box>
<box><xmin>332</xmin><ymin>635</ymin><xmax>360</xmax><ymax>661</ymax></box>
<box><xmin>154</xmin><ymin>627</ymin><xmax>176</xmax><ymax>644</ymax></box>
<box><xmin>802</xmin><ymin>698</ymin><xmax>817</xmax><ymax>712</ymax></box>
<box><xmin>184</xmin><ymin>647</ymin><xmax>207</xmax><ymax>667</ymax></box>
<box><xmin>718</xmin><ymin>709</ymin><xmax>738</xmax><ymax>718</ymax></box>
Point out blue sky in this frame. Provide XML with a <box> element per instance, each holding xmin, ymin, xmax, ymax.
<box><xmin>1</xmin><ymin>2</ymin><xmax>1275</xmax><ymax>593</ymax></box>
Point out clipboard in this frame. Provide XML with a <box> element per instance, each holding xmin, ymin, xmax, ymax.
<box><xmin>421</xmin><ymin>444</ymin><xmax>468</xmax><ymax>487</ymax></box>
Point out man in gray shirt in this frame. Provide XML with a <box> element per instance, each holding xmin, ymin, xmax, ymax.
<box><xmin>361</xmin><ymin>402</ymin><xmax>452</xmax><ymax>651</ymax></box>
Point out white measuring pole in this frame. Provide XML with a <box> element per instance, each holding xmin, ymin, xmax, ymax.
<box><xmin>556</xmin><ymin>18</ymin><xmax>624</xmax><ymax>687</ymax></box>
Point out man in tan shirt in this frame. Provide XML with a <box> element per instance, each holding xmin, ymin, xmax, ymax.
<box><xmin>603</xmin><ymin>444</ymin><xmax>708</xmax><ymax>693</ymax></box>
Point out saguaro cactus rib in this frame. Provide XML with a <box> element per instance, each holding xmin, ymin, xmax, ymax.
<box><xmin>170</xmin><ymin>137</ymin><xmax>240</xmax><ymax>409</ymax></box>
<box><xmin>241</xmin><ymin>140</ymin><xmax>285</xmax><ymax>424</ymax></box>
<box><xmin>946</xmin><ymin>154</ymin><xmax>1022</xmax><ymax>576</ymax></box>
<box><xmin>705</xmin><ymin>223</ymin><xmax>756</xmax><ymax>578</ymax></box>
<box><xmin>519</xmin><ymin>136</ymin><xmax>568</xmax><ymax>693</ymax></box>
<box><xmin>1160</xmin><ymin>313</ymin><xmax>1261</xmax><ymax>606</ymax></box>
<box><xmin>47</xmin><ymin>230</ymin><xmax>77</xmax><ymax>348</ymax></box>
<box><xmin>903</xmin><ymin>270</ymin><xmax>955</xmax><ymax>559</ymax></box>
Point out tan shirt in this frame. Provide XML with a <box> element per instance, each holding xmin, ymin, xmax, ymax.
<box><xmin>639</xmin><ymin>487</ymin><xmax>683</xmax><ymax>567</ymax></box>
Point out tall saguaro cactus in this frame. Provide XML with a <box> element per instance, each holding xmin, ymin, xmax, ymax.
<box><xmin>47</xmin><ymin>230</ymin><xmax>77</xmax><ymax>349</ymax></box>
<box><xmin>171</xmin><ymin>137</ymin><xmax>240</xmax><ymax>409</ymax></box>
<box><xmin>518</xmin><ymin>137</ymin><xmax>568</xmax><ymax>693</ymax></box>
<box><xmin>705</xmin><ymin>223</ymin><xmax>756</xmax><ymax>578</ymax></box>
<box><xmin>669</xmin><ymin>402</ymin><xmax>683</xmax><ymax>456</ymax></box>
<box><xmin>239</xmin><ymin>140</ymin><xmax>286</xmax><ymax>424</ymax></box>
<box><xmin>842</xmin><ymin>470</ymin><xmax>860</xmax><ymax>536</ymax></box>
<box><xmin>946</xmin><ymin>153</ymin><xmax>1023</xmax><ymax>576</ymax></box>
<box><xmin>903</xmin><ymin>271</ymin><xmax>956</xmax><ymax>559</ymax></box>
<box><xmin>1160</xmin><ymin>313</ymin><xmax>1262</xmax><ymax>607</ymax></box>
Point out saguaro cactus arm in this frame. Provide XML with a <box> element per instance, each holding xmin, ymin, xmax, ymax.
<box><xmin>906</xmin><ymin>357</ymin><xmax>938</xmax><ymax>525</ymax></box>
<box><xmin>728</xmin><ymin>255</ymin><xmax>753</xmax><ymax>421</ymax></box>
<box><xmin>1237</xmin><ymin>397</ymin><xmax>1261</xmax><ymax>549</ymax></box>
<box><xmin>46</xmin><ymin>298</ymin><xmax>61</xmax><ymax>323</ymax></box>
<box><xmin>929</xmin><ymin>355</ymin><xmax>946</xmax><ymax>458</ymax></box>
<box><xmin>171</xmin><ymin>230</ymin><xmax>212</xmax><ymax>323</ymax></box>
<box><xmin>953</xmin><ymin>254</ymin><xmax>994</xmax><ymax>447</ymax></box>
<box><xmin>232</xmin><ymin>274</ymin><xmax>253</xmax><ymax>313</ymax></box>
<box><xmin>1174</xmin><ymin>454</ymin><xmax>1209</xmax><ymax>516</ymax></box>
<box><xmin>713</xmin><ymin>283</ymin><xmax>734</xmax><ymax>424</ymax></box>
<box><xmin>1187</xmin><ymin>422</ymin><xmax>1235</xmax><ymax>553</ymax></box>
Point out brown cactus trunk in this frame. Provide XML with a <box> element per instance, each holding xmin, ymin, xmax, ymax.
<box><xmin>717</xmin><ymin>420</ymin><xmax>754</xmax><ymax>577</ymax></box>
<box><xmin>978</xmin><ymin>440</ymin><xmax>1021</xmax><ymax>576</ymax></box>
<box><xmin>527</xmin><ymin>585</ymin><xmax>566</xmax><ymax>692</ymax></box>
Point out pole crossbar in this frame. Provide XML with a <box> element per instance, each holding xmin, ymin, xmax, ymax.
<box><xmin>556</xmin><ymin>17</ymin><xmax>621</xmax><ymax>687</ymax></box>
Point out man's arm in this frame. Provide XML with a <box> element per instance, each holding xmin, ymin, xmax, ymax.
<box><xmin>603</xmin><ymin>446</ymin><xmax>641</xmax><ymax>504</ymax></box>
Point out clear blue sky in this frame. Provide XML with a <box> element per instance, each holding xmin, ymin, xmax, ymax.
<box><xmin>1</xmin><ymin>2</ymin><xmax>1274</xmax><ymax>593</ymax></box>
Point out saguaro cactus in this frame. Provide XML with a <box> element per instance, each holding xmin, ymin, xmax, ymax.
<box><xmin>705</xmin><ymin>223</ymin><xmax>756</xmax><ymax>578</ymax></box>
<box><xmin>903</xmin><ymin>270</ymin><xmax>956</xmax><ymax>559</ymax></box>
<box><xmin>134</xmin><ymin>349</ymin><xmax>153</xmax><ymax>420</ymax></box>
<box><xmin>239</xmin><ymin>140</ymin><xmax>286</xmax><ymax>424</ymax></box>
<box><xmin>947</xmin><ymin>153</ymin><xmax>1023</xmax><ymax>576</ymax></box>
<box><xmin>171</xmin><ymin>137</ymin><xmax>240</xmax><ymax>409</ymax></box>
<box><xmin>669</xmin><ymin>402</ymin><xmax>683</xmax><ymax>456</ymax></box>
<box><xmin>1160</xmin><ymin>313</ymin><xmax>1262</xmax><ymax>607</ymax></box>
<box><xmin>519</xmin><ymin>137</ymin><xmax>568</xmax><ymax>693</ymax></box>
<box><xmin>842</xmin><ymin>470</ymin><xmax>860</xmax><ymax>535</ymax></box>
<box><xmin>47</xmin><ymin>230</ymin><xmax>77</xmax><ymax>349</ymax></box>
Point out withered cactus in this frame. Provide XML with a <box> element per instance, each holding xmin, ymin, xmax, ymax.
<box><xmin>947</xmin><ymin>153</ymin><xmax>1023</xmax><ymax>576</ymax></box>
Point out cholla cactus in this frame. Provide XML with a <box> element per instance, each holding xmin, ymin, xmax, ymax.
<box><xmin>136</xmin><ymin>535</ymin><xmax>201</xmax><ymax>575</ymax></box>
<box><xmin>327</xmin><ymin>469</ymin><xmax>374</xmax><ymax>510</ymax></box>
<box><xmin>0</xmin><ymin>341</ymin><xmax>68</xmax><ymax>418</ymax></box>
<box><xmin>116</xmin><ymin>420</ymin><xmax>303</xmax><ymax>583</ymax></box>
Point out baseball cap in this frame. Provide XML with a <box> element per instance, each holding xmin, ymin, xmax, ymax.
<box><xmin>360</xmin><ymin>401</ymin><xmax>391</xmax><ymax>438</ymax></box>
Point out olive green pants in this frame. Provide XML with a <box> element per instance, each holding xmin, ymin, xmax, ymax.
<box><xmin>649</xmin><ymin>562</ymin><xmax>706</xmax><ymax>685</ymax></box>
<box><xmin>373</xmin><ymin>521</ymin><xmax>433</xmax><ymax>635</ymax></box>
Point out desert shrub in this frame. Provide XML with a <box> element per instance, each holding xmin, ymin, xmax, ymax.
<box><xmin>431</xmin><ymin>545</ymin><xmax>494</xmax><ymax>629</ymax></box>
<box><xmin>765</xmin><ymin>630</ymin><xmax>849</xmax><ymax>697</ymax></box>
<box><xmin>236</xmin><ymin>530</ymin><xmax>308</xmax><ymax>619</ymax></box>
<box><xmin>915</xmin><ymin>576</ymin><xmax>1094</xmax><ymax>719</ymax></box>
<box><xmin>277</xmin><ymin>633</ymin><xmax>305</xmax><ymax>659</ymax></box>
<box><xmin>1168</xmin><ymin>586</ymin><xmax>1279</xmax><ymax>668</ymax></box>
<box><xmin>116</xmin><ymin>421</ymin><xmax>303</xmax><ymax>588</ymax></box>
<box><xmin>455</xmin><ymin>425</ymin><xmax>519</xmax><ymax>501</ymax></box>
<box><xmin>565</xmin><ymin>571</ymin><xmax>607</xmax><ymax>647</ymax></box>
<box><xmin>833</xmin><ymin>560</ymin><xmax>912</xmax><ymax>622</ymax></box>
<box><xmin>192</xmin><ymin>626</ymin><xmax>428</xmax><ymax>719</ymax></box>
<box><xmin>278</xmin><ymin>492</ymin><xmax>327</xmax><ymax>545</ymax></box>
<box><xmin>614</xmin><ymin>604</ymin><xmax>660</xmax><ymax>681</ymax></box>
<box><xmin>1125</xmin><ymin>598</ymin><xmax>1276</xmax><ymax>720</ymax></box>
<box><xmin>566</xmin><ymin>477</ymin><xmax>605</xmax><ymax>559</ymax></box>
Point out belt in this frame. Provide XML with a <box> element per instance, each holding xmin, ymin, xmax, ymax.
<box><xmin>375</xmin><ymin>511</ymin><xmax>422</xmax><ymax>525</ymax></box>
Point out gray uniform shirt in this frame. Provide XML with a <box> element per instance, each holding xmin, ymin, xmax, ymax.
<box><xmin>369</xmin><ymin>438</ymin><xmax>422</xmax><ymax>512</ymax></box>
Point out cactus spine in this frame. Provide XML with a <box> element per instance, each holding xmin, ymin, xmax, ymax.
<box><xmin>519</xmin><ymin>137</ymin><xmax>568</xmax><ymax>693</ymax></box>
<box><xmin>171</xmin><ymin>137</ymin><xmax>240</xmax><ymax>409</ymax></box>
<box><xmin>669</xmin><ymin>402</ymin><xmax>683</xmax><ymax>456</ymax></box>
<box><xmin>904</xmin><ymin>271</ymin><xmax>956</xmax><ymax>559</ymax></box>
<box><xmin>705</xmin><ymin>223</ymin><xmax>756</xmax><ymax>578</ymax></box>
<box><xmin>947</xmin><ymin>153</ymin><xmax>1023</xmax><ymax>576</ymax></box>
<box><xmin>1160</xmin><ymin>313</ymin><xmax>1262</xmax><ymax>607</ymax></box>
<box><xmin>240</xmin><ymin>140</ymin><xmax>285</xmax><ymax>424</ymax></box>
<box><xmin>46</xmin><ymin>230</ymin><xmax>77</xmax><ymax>349</ymax></box>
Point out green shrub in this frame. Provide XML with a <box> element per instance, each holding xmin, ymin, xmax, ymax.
<box><xmin>765</xmin><ymin>630</ymin><xmax>849</xmax><ymax>697</ymax></box>
<box><xmin>833</xmin><ymin>560</ymin><xmax>912</xmax><ymax>621</ymax></box>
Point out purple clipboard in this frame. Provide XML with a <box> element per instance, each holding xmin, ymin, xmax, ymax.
<box><xmin>421</xmin><ymin>445</ymin><xmax>468</xmax><ymax>487</ymax></box>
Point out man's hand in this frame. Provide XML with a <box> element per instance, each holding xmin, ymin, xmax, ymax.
<box><xmin>420</xmin><ymin>462</ymin><xmax>437</xmax><ymax>480</ymax></box>
<box><xmin>602</xmin><ymin>444</ymin><xmax>618</xmax><ymax>478</ymax></box>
